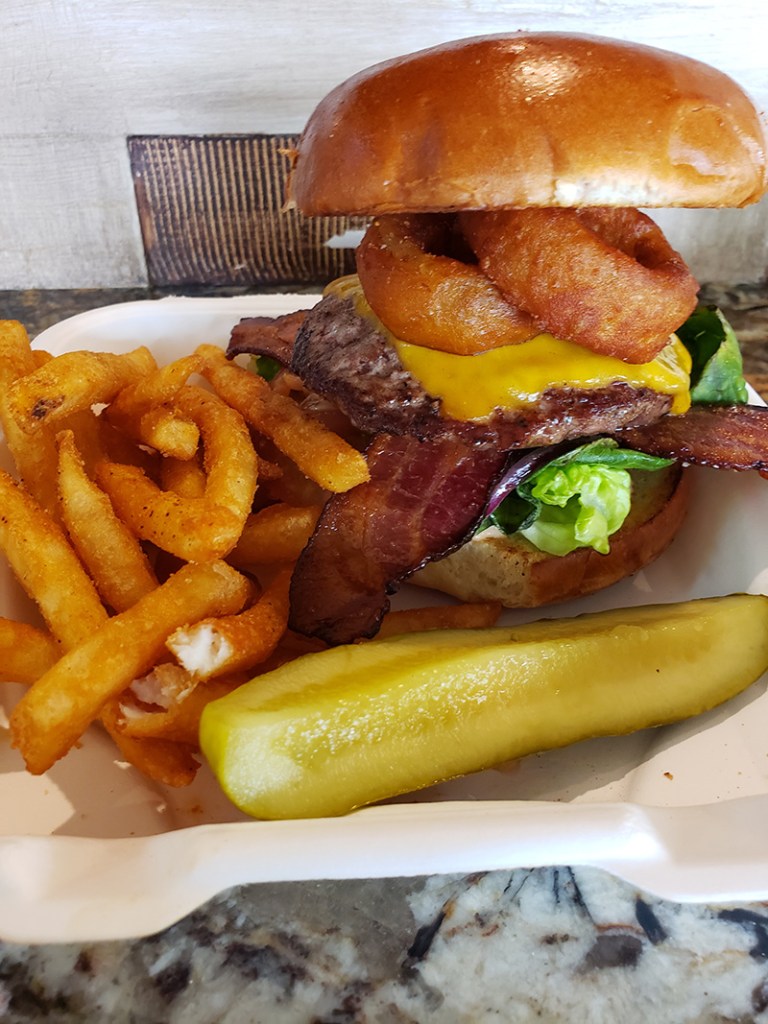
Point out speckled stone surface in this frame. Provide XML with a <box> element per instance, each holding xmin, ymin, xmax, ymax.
<box><xmin>4</xmin><ymin>870</ymin><xmax>768</xmax><ymax>1023</ymax></box>
<box><xmin>1</xmin><ymin>285</ymin><xmax>768</xmax><ymax>1023</ymax></box>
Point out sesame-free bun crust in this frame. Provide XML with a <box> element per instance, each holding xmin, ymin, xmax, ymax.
<box><xmin>289</xmin><ymin>34</ymin><xmax>767</xmax><ymax>214</ymax></box>
<box><xmin>411</xmin><ymin>465</ymin><xmax>690</xmax><ymax>608</ymax></box>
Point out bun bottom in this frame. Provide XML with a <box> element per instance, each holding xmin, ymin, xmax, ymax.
<box><xmin>411</xmin><ymin>465</ymin><xmax>690</xmax><ymax>608</ymax></box>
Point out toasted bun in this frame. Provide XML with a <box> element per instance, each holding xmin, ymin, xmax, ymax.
<box><xmin>411</xmin><ymin>465</ymin><xmax>690</xmax><ymax>608</ymax></box>
<box><xmin>289</xmin><ymin>34</ymin><xmax>767</xmax><ymax>214</ymax></box>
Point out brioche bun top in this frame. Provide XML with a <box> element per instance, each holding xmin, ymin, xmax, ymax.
<box><xmin>288</xmin><ymin>33</ymin><xmax>767</xmax><ymax>215</ymax></box>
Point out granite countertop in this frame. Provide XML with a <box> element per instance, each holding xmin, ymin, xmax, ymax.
<box><xmin>2</xmin><ymin>284</ymin><xmax>768</xmax><ymax>1024</ymax></box>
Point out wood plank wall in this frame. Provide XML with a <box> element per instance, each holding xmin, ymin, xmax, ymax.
<box><xmin>128</xmin><ymin>134</ymin><xmax>365</xmax><ymax>288</ymax></box>
<box><xmin>1</xmin><ymin>0</ymin><xmax>767</xmax><ymax>289</ymax></box>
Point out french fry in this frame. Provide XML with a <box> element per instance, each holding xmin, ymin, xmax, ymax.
<box><xmin>196</xmin><ymin>344</ymin><xmax>369</xmax><ymax>492</ymax></box>
<box><xmin>254</xmin><ymin>456</ymin><xmax>284</xmax><ymax>482</ymax></box>
<box><xmin>0</xmin><ymin>320</ymin><xmax>37</xmax><ymax>384</ymax></box>
<box><xmin>96</xmin><ymin>462</ymin><xmax>244</xmax><ymax>562</ymax></box>
<box><xmin>104</xmin><ymin>353</ymin><xmax>203</xmax><ymax>459</ymax></box>
<box><xmin>173</xmin><ymin>385</ymin><xmax>258</xmax><ymax>522</ymax></box>
<box><xmin>228</xmin><ymin>503</ymin><xmax>321</xmax><ymax>568</ymax></box>
<box><xmin>0</xmin><ymin>618</ymin><xmax>60</xmax><ymax>683</ymax></box>
<box><xmin>167</xmin><ymin>567</ymin><xmax>292</xmax><ymax>680</ymax></box>
<box><xmin>375</xmin><ymin>601</ymin><xmax>504</xmax><ymax>639</ymax></box>
<box><xmin>59</xmin><ymin>406</ymin><xmax>158</xmax><ymax>480</ymax></box>
<box><xmin>2</xmin><ymin>322</ymin><xmax>495</xmax><ymax>789</ymax></box>
<box><xmin>127</xmin><ymin>661</ymin><xmax>200</xmax><ymax>708</ymax></box>
<box><xmin>57</xmin><ymin>430</ymin><xmax>158</xmax><ymax>612</ymax></box>
<box><xmin>259</xmin><ymin>450</ymin><xmax>327</xmax><ymax>507</ymax></box>
<box><xmin>6</xmin><ymin>346</ymin><xmax>156</xmax><ymax>433</ymax></box>
<box><xmin>110</xmin><ymin>402</ymin><xmax>199</xmax><ymax>460</ymax></box>
<box><xmin>117</xmin><ymin>674</ymin><xmax>249</xmax><ymax>746</ymax></box>
<box><xmin>0</xmin><ymin>321</ymin><xmax>60</xmax><ymax>516</ymax></box>
<box><xmin>98</xmin><ymin>416</ymin><xmax>159</xmax><ymax>475</ymax></box>
<box><xmin>56</xmin><ymin>407</ymin><xmax>105</xmax><ymax>476</ymax></box>
<box><xmin>96</xmin><ymin>385</ymin><xmax>258</xmax><ymax>561</ymax></box>
<box><xmin>10</xmin><ymin>559</ymin><xmax>251</xmax><ymax>774</ymax></box>
<box><xmin>0</xmin><ymin>468</ymin><xmax>107</xmax><ymax>649</ymax></box>
<box><xmin>121</xmin><ymin>352</ymin><xmax>202</xmax><ymax>406</ymax></box>
<box><xmin>31</xmin><ymin>349</ymin><xmax>53</xmax><ymax>368</ymax></box>
<box><xmin>159</xmin><ymin>453</ymin><xmax>207</xmax><ymax>498</ymax></box>
<box><xmin>100</xmin><ymin>699</ymin><xmax>200</xmax><ymax>787</ymax></box>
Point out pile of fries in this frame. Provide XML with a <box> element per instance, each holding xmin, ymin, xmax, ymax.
<box><xmin>0</xmin><ymin>318</ymin><xmax>501</xmax><ymax>789</ymax></box>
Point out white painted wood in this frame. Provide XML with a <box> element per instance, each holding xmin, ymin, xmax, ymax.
<box><xmin>1</xmin><ymin>0</ymin><xmax>766</xmax><ymax>288</ymax></box>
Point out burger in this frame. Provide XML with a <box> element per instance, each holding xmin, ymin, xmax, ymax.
<box><xmin>231</xmin><ymin>33</ymin><xmax>768</xmax><ymax>644</ymax></box>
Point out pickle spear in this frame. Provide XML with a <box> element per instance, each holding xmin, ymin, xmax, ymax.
<box><xmin>199</xmin><ymin>594</ymin><xmax>768</xmax><ymax>819</ymax></box>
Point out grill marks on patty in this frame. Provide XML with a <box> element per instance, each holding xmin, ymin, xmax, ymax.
<box><xmin>291</xmin><ymin>294</ymin><xmax>445</xmax><ymax>437</ymax></box>
<box><xmin>290</xmin><ymin>294</ymin><xmax>672</xmax><ymax>447</ymax></box>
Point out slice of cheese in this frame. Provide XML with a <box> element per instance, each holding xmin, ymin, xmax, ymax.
<box><xmin>327</xmin><ymin>275</ymin><xmax>692</xmax><ymax>418</ymax></box>
<box><xmin>394</xmin><ymin>332</ymin><xmax>692</xmax><ymax>418</ymax></box>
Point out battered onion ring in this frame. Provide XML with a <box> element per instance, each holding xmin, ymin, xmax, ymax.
<box><xmin>355</xmin><ymin>214</ymin><xmax>540</xmax><ymax>354</ymax></box>
<box><xmin>459</xmin><ymin>208</ymin><xmax>700</xmax><ymax>364</ymax></box>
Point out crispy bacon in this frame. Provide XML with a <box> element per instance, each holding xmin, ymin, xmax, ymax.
<box><xmin>226</xmin><ymin>309</ymin><xmax>307</xmax><ymax>365</ymax></box>
<box><xmin>288</xmin><ymin>434</ymin><xmax>508</xmax><ymax>645</ymax></box>
<box><xmin>617</xmin><ymin>404</ymin><xmax>768</xmax><ymax>472</ymax></box>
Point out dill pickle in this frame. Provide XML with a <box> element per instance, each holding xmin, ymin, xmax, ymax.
<box><xmin>199</xmin><ymin>594</ymin><xmax>768</xmax><ymax>819</ymax></box>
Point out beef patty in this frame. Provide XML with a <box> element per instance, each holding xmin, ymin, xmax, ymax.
<box><xmin>290</xmin><ymin>294</ymin><xmax>673</xmax><ymax>449</ymax></box>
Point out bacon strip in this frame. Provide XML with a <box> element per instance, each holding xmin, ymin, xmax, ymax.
<box><xmin>617</xmin><ymin>404</ymin><xmax>768</xmax><ymax>472</ymax></box>
<box><xmin>226</xmin><ymin>310</ymin><xmax>307</xmax><ymax>365</ymax></box>
<box><xmin>288</xmin><ymin>435</ymin><xmax>508</xmax><ymax>645</ymax></box>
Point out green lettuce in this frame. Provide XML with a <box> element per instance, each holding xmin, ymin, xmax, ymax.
<box><xmin>677</xmin><ymin>306</ymin><xmax>748</xmax><ymax>405</ymax></box>
<box><xmin>250</xmin><ymin>354</ymin><xmax>282</xmax><ymax>382</ymax></box>
<box><xmin>484</xmin><ymin>440</ymin><xmax>673</xmax><ymax>557</ymax></box>
<box><xmin>482</xmin><ymin>308</ymin><xmax>747</xmax><ymax>558</ymax></box>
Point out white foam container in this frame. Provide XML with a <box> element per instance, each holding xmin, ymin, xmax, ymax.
<box><xmin>2</xmin><ymin>295</ymin><xmax>768</xmax><ymax>943</ymax></box>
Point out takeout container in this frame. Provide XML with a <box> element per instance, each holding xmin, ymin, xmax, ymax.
<box><xmin>1</xmin><ymin>295</ymin><xmax>768</xmax><ymax>944</ymax></box>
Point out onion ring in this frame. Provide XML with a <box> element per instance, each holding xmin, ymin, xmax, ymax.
<box><xmin>355</xmin><ymin>214</ymin><xmax>540</xmax><ymax>354</ymax></box>
<box><xmin>459</xmin><ymin>208</ymin><xmax>699</xmax><ymax>364</ymax></box>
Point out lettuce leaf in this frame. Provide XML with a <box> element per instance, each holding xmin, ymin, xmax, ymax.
<box><xmin>676</xmin><ymin>306</ymin><xmax>748</xmax><ymax>405</ymax></box>
<box><xmin>519</xmin><ymin>461</ymin><xmax>632</xmax><ymax>555</ymax></box>
<box><xmin>484</xmin><ymin>439</ymin><xmax>673</xmax><ymax>556</ymax></box>
<box><xmin>250</xmin><ymin>354</ymin><xmax>282</xmax><ymax>382</ymax></box>
<box><xmin>481</xmin><ymin>307</ymin><xmax>747</xmax><ymax>556</ymax></box>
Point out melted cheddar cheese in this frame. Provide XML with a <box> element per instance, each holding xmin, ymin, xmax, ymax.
<box><xmin>326</xmin><ymin>276</ymin><xmax>692</xmax><ymax>418</ymax></box>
